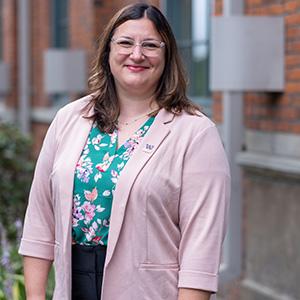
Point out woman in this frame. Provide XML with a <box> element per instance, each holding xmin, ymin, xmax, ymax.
<box><xmin>19</xmin><ymin>3</ymin><xmax>230</xmax><ymax>300</ymax></box>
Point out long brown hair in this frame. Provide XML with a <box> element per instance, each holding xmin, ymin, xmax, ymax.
<box><xmin>87</xmin><ymin>3</ymin><xmax>199</xmax><ymax>133</ymax></box>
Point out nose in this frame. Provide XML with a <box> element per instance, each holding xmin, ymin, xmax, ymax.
<box><xmin>130</xmin><ymin>45</ymin><xmax>145</xmax><ymax>60</ymax></box>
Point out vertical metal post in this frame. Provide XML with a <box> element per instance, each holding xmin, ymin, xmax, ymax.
<box><xmin>220</xmin><ymin>0</ymin><xmax>244</xmax><ymax>284</ymax></box>
<box><xmin>18</xmin><ymin>0</ymin><xmax>30</xmax><ymax>135</ymax></box>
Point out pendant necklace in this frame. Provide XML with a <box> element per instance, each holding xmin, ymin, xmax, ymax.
<box><xmin>117</xmin><ymin>108</ymin><xmax>159</xmax><ymax>126</ymax></box>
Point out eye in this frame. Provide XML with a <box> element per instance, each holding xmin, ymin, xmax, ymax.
<box><xmin>116</xmin><ymin>39</ymin><xmax>134</xmax><ymax>48</ymax></box>
<box><xmin>142</xmin><ymin>41</ymin><xmax>160</xmax><ymax>50</ymax></box>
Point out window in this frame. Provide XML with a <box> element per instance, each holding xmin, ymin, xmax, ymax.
<box><xmin>51</xmin><ymin>0</ymin><xmax>69</xmax><ymax>48</ymax></box>
<box><xmin>166</xmin><ymin>0</ymin><xmax>211</xmax><ymax>115</ymax></box>
<box><xmin>51</xmin><ymin>0</ymin><xmax>69</xmax><ymax>105</ymax></box>
<box><xmin>0</xmin><ymin>0</ymin><xmax>3</xmax><ymax>60</ymax></box>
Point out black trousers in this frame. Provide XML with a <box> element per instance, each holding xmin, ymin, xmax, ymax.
<box><xmin>72</xmin><ymin>244</ymin><xmax>107</xmax><ymax>300</ymax></box>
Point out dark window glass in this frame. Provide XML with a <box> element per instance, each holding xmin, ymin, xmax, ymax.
<box><xmin>51</xmin><ymin>0</ymin><xmax>69</xmax><ymax>48</ymax></box>
<box><xmin>166</xmin><ymin>0</ymin><xmax>211</xmax><ymax>115</ymax></box>
<box><xmin>51</xmin><ymin>0</ymin><xmax>69</xmax><ymax>105</ymax></box>
<box><xmin>0</xmin><ymin>0</ymin><xmax>3</xmax><ymax>59</ymax></box>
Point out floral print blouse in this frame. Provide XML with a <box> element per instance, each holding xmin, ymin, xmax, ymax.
<box><xmin>72</xmin><ymin>116</ymin><xmax>155</xmax><ymax>246</ymax></box>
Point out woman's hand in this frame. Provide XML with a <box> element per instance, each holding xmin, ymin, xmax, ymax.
<box><xmin>178</xmin><ymin>288</ymin><xmax>211</xmax><ymax>300</ymax></box>
<box><xmin>23</xmin><ymin>256</ymin><xmax>52</xmax><ymax>300</ymax></box>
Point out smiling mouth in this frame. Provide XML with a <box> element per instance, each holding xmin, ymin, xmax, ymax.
<box><xmin>126</xmin><ymin>65</ymin><xmax>149</xmax><ymax>71</ymax></box>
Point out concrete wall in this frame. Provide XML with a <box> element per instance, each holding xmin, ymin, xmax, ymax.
<box><xmin>241</xmin><ymin>168</ymin><xmax>300</xmax><ymax>300</ymax></box>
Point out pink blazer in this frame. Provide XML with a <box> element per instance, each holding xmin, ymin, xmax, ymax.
<box><xmin>19</xmin><ymin>95</ymin><xmax>230</xmax><ymax>300</ymax></box>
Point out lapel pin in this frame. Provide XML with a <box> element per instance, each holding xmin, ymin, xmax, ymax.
<box><xmin>143</xmin><ymin>143</ymin><xmax>155</xmax><ymax>153</ymax></box>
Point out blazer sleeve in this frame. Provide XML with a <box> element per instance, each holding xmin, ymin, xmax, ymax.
<box><xmin>18</xmin><ymin>113</ymin><xmax>59</xmax><ymax>260</ymax></box>
<box><xmin>178</xmin><ymin>124</ymin><xmax>230</xmax><ymax>293</ymax></box>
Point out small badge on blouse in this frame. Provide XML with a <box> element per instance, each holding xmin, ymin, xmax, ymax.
<box><xmin>142</xmin><ymin>143</ymin><xmax>155</xmax><ymax>153</ymax></box>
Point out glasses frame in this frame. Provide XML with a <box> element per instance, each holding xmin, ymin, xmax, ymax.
<box><xmin>111</xmin><ymin>37</ymin><xmax>165</xmax><ymax>57</ymax></box>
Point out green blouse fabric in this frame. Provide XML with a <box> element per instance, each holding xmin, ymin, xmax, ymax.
<box><xmin>72</xmin><ymin>116</ymin><xmax>155</xmax><ymax>246</ymax></box>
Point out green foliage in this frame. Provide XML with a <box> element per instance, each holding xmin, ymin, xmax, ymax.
<box><xmin>0</xmin><ymin>123</ymin><xmax>34</xmax><ymax>299</ymax></box>
<box><xmin>0</xmin><ymin>123</ymin><xmax>55</xmax><ymax>299</ymax></box>
<box><xmin>0</xmin><ymin>123</ymin><xmax>34</xmax><ymax>241</ymax></box>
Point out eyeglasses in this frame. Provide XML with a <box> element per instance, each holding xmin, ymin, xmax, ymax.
<box><xmin>111</xmin><ymin>37</ymin><xmax>165</xmax><ymax>57</ymax></box>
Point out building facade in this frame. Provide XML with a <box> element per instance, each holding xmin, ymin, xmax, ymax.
<box><xmin>0</xmin><ymin>0</ymin><xmax>299</xmax><ymax>299</ymax></box>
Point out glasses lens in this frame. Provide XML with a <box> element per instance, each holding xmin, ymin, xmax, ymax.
<box><xmin>115</xmin><ymin>38</ymin><xmax>133</xmax><ymax>55</ymax></box>
<box><xmin>112</xmin><ymin>38</ymin><xmax>164</xmax><ymax>57</ymax></box>
<box><xmin>141</xmin><ymin>41</ymin><xmax>162</xmax><ymax>56</ymax></box>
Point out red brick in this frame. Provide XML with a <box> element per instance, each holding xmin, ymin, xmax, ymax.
<box><xmin>247</xmin><ymin>0</ymin><xmax>262</xmax><ymax>6</ymax></box>
<box><xmin>286</xmin><ymin>82</ymin><xmax>300</xmax><ymax>93</ymax></box>
<box><xmin>266</xmin><ymin>4</ymin><xmax>284</xmax><ymax>15</ymax></box>
<box><xmin>287</xmin><ymin>68</ymin><xmax>300</xmax><ymax>80</ymax></box>
<box><xmin>212</xmin><ymin>93</ymin><xmax>223</xmax><ymax>123</ymax></box>
<box><xmin>245</xmin><ymin>119</ymin><xmax>260</xmax><ymax>130</ymax></box>
<box><xmin>286</xmin><ymin>55</ymin><xmax>300</xmax><ymax>66</ymax></box>
<box><xmin>252</xmin><ymin>106</ymin><xmax>270</xmax><ymax>118</ymax></box>
<box><xmin>287</xmin><ymin>41</ymin><xmax>300</xmax><ymax>53</ymax></box>
<box><xmin>289</xmin><ymin>98</ymin><xmax>300</xmax><ymax>106</ymax></box>
<box><xmin>286</xmin><ymin>27</ymin><xmax>300</xmax><ymax>39</ymax></box>
<box><xmin>261</xmin><ymin>120</ymin><xmax>275</xmax><ymax>131</ymax></box>
<box><xmin>214</xmin><ymin>0</ymin><xmax>223</xmax><ymax>16</ymax></box>
<box><xmin>290</xmin><ymin>123</ymin><xmax>300</xmax><ymax>133</ymax></box>
<box><xmin>274</xmin><ymin>121</ymin><xmax>291</xmax><ymax>132</ymax></box>
<box><xmin>285</xmin><ymin>13</ymin><xmax>300</xmax><ymax>26</ymax></box>
<box><xmin>284</xmin><ymin>1</ymin><xmax>300</xmax><ymax>13</ymax></box>
<box><xmin>275</xmin><ymin>107</ymin><xmax>298</xmax><ymax>120</ymax></box>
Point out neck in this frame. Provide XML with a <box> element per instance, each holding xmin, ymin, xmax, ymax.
<box><xmin>117</xmin><ymin>90</ymin><xmax>159</xmax><ymax>118</ymax></box>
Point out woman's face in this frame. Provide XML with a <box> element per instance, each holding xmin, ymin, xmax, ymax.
<box><xmin>109</xmin><ymin>18</ymin><xmax>165</xmax><ymax>98</ymax></box>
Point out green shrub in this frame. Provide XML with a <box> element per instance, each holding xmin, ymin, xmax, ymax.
<box><xmin>0</xmin><ymin>123</ymin><xmax>34</xmax><ymax>241</ymax></box>
<box><xmin>0</xmin><ymin>123</ymin><xmax>55</xmax><ymax>299</ymax></box>
<box><xmin>0</xmin><ymin>123</ymin><xmax>33</xmax><ymax>299</ymax></box>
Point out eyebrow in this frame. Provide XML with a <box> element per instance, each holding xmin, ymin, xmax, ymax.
<box><xmin>118</xmin><ymin>35</ymin><xmax>160</xmax><ymax>41</ymax></box>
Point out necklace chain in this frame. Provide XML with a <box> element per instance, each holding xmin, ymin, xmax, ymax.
<box><xmin>117</xmin><ymin>109</ymin><xmax>158</xmax><ymax>126</ymax></box>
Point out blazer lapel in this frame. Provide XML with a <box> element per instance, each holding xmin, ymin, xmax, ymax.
<box><xmin>58</xmin><ymin>114</ymin><xmax>93</xmax><ymax>248</ymax></box>
<box><xmin>105</xmin><ymin>108</ymin><xmax>175</xmax><ymax>266</ymax></box>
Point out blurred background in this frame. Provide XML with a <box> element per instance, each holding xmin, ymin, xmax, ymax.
<box><xmin>0</xmin><ymin>0</ymin><xmax>299</xmax><ymax>299</ymax></box>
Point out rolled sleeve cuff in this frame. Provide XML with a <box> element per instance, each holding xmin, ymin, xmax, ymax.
<box><xmin>178</xmin><ymin>270</ymin><xmax>218</xmax><ymax>293</ymax></box>
<box><xmin>18</xmin><ymin>238</ymin><xmax>55</xmax><ymax>261</ymax></box>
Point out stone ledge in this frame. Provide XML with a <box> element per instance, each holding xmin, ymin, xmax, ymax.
<box><xmin>236</xmin><ymin>151</ymin><xmax>300</xmax><ymax>176</ymax></box>
<box><xmin>0</xmin><ymin>102</ymin><xmax>16</xmax><ymax>122</ymax></box>
<box><xmin>31</xmin><ymin>107</ymin><xmax>60</xmax><ymax>124</ymax></box>
<box><xmin>241</xmin><ymin>279</ymin><xmax>295</xmax><ymax>300</ymax></box>
<box><xmin>245</xmin><ymin>129</ymin><xmax>300</xmax><ymax>159</ymax></box>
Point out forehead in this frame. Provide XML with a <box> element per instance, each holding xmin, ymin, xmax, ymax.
<box><xmin>114</xmin><ymin>18</ymin><xmax>161</xmax><ymax>39</ymax></box>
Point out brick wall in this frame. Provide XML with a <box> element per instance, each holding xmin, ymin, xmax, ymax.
<box><xmin>2</xmin><ymin>0</ymin><xmax>17</xmax><ymax>108</ymax></box>
<box><xmin>31</xmin><ymin>0</ymin><xmax>51</xmax><ymax>107</ymax></box>
<box><xmin>212</xmin><ymin>0</ymin><xmax>223</xmax><ymax>123</ymax></box>
<box><xmin>215</xmin><ymin>0</ymin><xmax>223</xmax><ymax>16</ymax></box>
<box><xmin>213</xmin><ymin>0</ymin><xmax>300</xmax><ymax>134</ymax></box>
<box><xmin>1</xmin><ymin>0</ymin><xmax>167</xmax><ymax>154</ymax></box>
<box><xmin>245</xmin><ymin>0</ymin><xmax>300</xmax><ymax>134</ymax></box>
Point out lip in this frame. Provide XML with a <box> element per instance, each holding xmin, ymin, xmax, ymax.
<box><xmin>125</xmin><ymin>65</ymin><xmax>149</xmax><ymax>72</ymax></box>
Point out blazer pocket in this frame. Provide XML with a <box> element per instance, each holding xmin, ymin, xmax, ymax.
<box><xmin>139</xmin><ymin>263</ymin><xmax>179</xmax><ymax>270</ymax></box>
<box><xmin>138</xmin><ymin>263</ymin><xmax>179</xmax><ymax>299</ymax></box>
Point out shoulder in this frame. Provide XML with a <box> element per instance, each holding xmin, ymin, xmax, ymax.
<box><xmin>173</xmin><ymin>110</ymin><xmax>216</xmax><ymax>136</ymax></box>
<box><xmin>56</xmin><ymin>94</ymin><xmax>93</xmax><ymax>119</ymax></box>
<box><xmin>47</xmin><ymin>94</ymin><xmax>93</xmax><ymax>142</ymax></box>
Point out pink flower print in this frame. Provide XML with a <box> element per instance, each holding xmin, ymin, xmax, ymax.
<box><xmin>73</xmin><ymin>207</ymin><xmax>84</xmax><ymax>222</ymax></box>
<box><xmin>72</xmin><ymin>195</ymin><xmax>84</xmax><ymax>225</ymax></box>
<box><xmin>76</xmin><ymin>155</ymin><xmax>93</xmax><ymax>183</ymax></box>
<box><xmin>92</xmin><ymin>134</ymin><xmax>103</xmax><ymax>145</ymax></box>
<box><xmin>84</xmin><ymin>187</ymin><xmax>98</xmax><ymax>202</ymax></box>
<box><xmin>82</xmin><ymin>226</ymin><xmax>96</xmax><ymax>242</ymax></box>
<box><xmin>72</xmin><ymin>218</ymin><xmax>79</xmax><ymax>227</ymax></box>
<box><xmin>102</xmin><ymin>218</ymin><xmax>110</xmax><ymax>227</ymax></box>
<box><xmin>96</xmin><ymin>152</ymin><xmax>114</xmax><ymax>172</ymax></box>
<box><xmin>96</xmin><ymin>163</ymin><xmax>105</xmax><ymax>172</ymax></box>
<box><xmin>82</xmin><ymin>202</ymin><xmax>96</xmax><ymax>222</ymax></box>
<box><xmin>92</xmin><ymin>236</ymin><xmax>104</xmax><ymax>245</ymax></box>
